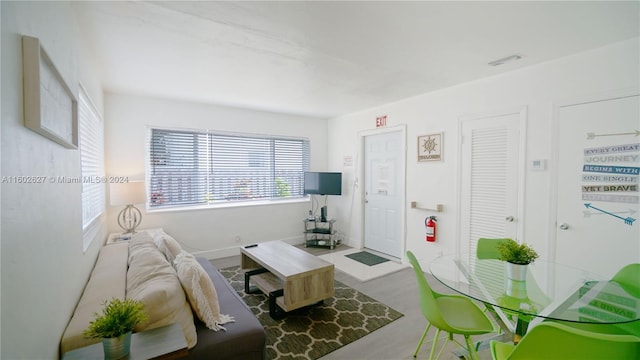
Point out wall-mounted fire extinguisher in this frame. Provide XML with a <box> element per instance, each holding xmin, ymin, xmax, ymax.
<box><xmin>425</xmin><ymin>216</ymin><xmax>437</xmax><ymax>242</ymax></box>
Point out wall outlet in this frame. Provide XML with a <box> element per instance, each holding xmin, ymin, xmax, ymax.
<box><xmin>234</xmin><ymin>235</ymin><xmax>241</xmax><ymax>243</ymax></box>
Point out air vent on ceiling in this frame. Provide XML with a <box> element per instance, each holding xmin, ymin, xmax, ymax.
<box><xmin>488</xmin><ymin>54</ymin><xmax>523</xmax><ymax>66</ymax></box>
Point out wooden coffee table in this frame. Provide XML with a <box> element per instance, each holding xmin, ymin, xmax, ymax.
<box><xmin>240</xmin><ymin>240</ymin><xmax>334</xmax><ymax>319</ymax></box>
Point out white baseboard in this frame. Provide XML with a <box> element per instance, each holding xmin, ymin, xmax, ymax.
<box><xmin>192</xmin><ymin>235</ymin><xmax>304</xmax><ymax>260</ymax></box>
<box><xmin>341</xmin><ymin>236</ymin><xmax>360</xmax><ymax>249</ymax></box>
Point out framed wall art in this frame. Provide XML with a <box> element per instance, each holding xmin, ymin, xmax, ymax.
<box><xmin>22</xmin><ymin>35</ymin><xmax>78</xmax><ymax>149</ymax></box>
<box><xmin>417</xmin><ymin>132</ymin><xmax>442</xmax><ymax>162</ymax></box>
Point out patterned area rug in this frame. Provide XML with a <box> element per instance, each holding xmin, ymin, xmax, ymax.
<box><xmin>220</xmin><ymin>266</ymin><xmax>403</xmax><ymax>360</ymax></box>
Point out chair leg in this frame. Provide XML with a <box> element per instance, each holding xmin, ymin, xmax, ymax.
<box><xmin>413</xmin><ymin>323</ymin><xmax>431</xmax><ymax>357</ymax></box>
<box><xmin>433</xmin><ymin>333</ymin><xmax>452</xmax><ymax>360</ymax></box>
<box><xmin>463</xmin><ymin>335</ymin><xmax>478</xmax><ymax>360</ymax></box>
<box><xmin>429</xmin><ymin>328</ymin><xmax>442</xmax><ymax>360</ymax></box>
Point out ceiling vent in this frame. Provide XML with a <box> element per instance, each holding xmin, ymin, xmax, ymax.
<box><xmin>488</xmin><ymin>54</ymin><xmax>523</xmax><ymax>66</ymax></box>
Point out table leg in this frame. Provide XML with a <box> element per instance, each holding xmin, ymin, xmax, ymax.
<box><xmin>513</xmin><ymin>316</ymin><xmax>531</xmax><ymax>344</ymax></box>
<box><xmin>244</xmin><ymin>268</ymin><xmax>269</xmax><ymax>294</ymax></box>
<box><xmin>269</xmin><ymin>289</ymin><xmax>285</xmax><ymax>319</ymax></box>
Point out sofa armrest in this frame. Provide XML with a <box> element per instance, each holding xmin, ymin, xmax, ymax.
<box><xmin>60</xmin><ymin>242</ymin><xmax>129</xmax><ymax>355</ymax></box>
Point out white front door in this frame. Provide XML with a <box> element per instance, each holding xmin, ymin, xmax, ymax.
<box><xmin>363</xmin><ymin>129</ymin><xmax>404</xmax><ymax>258</ymax></box>
<box><xmin>554</xmin><ymin>93</ymin><xmax>639</xmax><ymax>278</ymax></box>
<box><xmin>459</xmin><ymin>109</ymin><xmax>525</xmax><ymax>255</ymax></box>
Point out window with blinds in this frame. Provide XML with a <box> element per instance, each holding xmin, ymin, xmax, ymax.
<box><xmin>147</xmin><ymin>128</ymin><xmax>309</xmax><ymax>209</ymax></box>
<box><xmin>79</xmin><ymin>86</ymin><xmax>105</xmax><ymax>250</ymax></box>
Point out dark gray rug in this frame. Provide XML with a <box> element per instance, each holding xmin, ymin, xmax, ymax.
<box><xmin>220</xmin><ymin>265</ymin><xmax>403</xmax><ymax>360</ymax></box>
<box><xmin>345</xmin><ymin>251</ymin><xmax>390</xmax><ymax>266</ymax></box>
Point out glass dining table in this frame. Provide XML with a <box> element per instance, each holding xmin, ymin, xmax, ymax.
<box><xmin>430</xmin><ymin>254</ymin><xmax>640</xmax><ymax>343</ymax></box>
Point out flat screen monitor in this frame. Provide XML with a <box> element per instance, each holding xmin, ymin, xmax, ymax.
<box><xmin>304</xmin><ymin>172</ymin><xmax>342</xmax><ymax>195</ymax></box>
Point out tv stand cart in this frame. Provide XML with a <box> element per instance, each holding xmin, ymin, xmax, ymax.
<box><xmin>304</xmin><ymin>219</ymin><xmax>338</xmax><ymax>249</ymax></box>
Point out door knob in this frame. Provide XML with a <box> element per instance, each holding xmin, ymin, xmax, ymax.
<box><xmin>559</xmin><ymin>223</ymin><xmax>569</xmax><ymax>230</ymax></box>
<box><xmin>505</xmin><ymin>216</ymin><xmax>515</xmax><ymax>222</ymax></box>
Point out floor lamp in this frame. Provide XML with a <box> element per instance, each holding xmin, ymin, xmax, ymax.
<box><xmin>110</xmin><ymin>181</ymin><xmax>146</xmax><ymax>234</ymax></box>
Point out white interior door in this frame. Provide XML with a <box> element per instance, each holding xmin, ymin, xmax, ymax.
<box><xmin>459</xmin><ymin>109</ymin><xmax>525</xmax><ymax>255</ymax></box>
<box><xmin>364</xmin><ymin>130</ymin><xmax>404</xmax><ymax>258</ymax></box>
<box><xmin>554</xmin><ymin>93</ymin><xmax>639</xmax><ymax>278</ymax></box>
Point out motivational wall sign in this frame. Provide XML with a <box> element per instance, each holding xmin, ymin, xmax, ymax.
<box><xmin>581</xmin><ymin>139</ymin><xmax>639</xmax><ymax>226</ymax></box>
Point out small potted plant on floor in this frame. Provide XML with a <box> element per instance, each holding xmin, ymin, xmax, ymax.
<box><xmin>496</xmin><ymin>238</ymin><xmax>539</xmax><ymax>281</ymax></box>
<box><xmin>83</xmin><ymin>298</ymin><xmax>147</xmax><ymax>360</ymax></box>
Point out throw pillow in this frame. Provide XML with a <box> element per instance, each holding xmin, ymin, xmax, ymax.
<box><xmin>127</xmin><ymin>233</ymin><xmax>197</xmax><ymax>348</ymax></box>
<box><xmin>153</xmin><ymin>231</ymin><xmax>184</xmax><ymax>264</ymax></box>
<box><xmin>174</xmin><ymin>251</ymin><xmax>235</xmax><ymax>331</ymax></box>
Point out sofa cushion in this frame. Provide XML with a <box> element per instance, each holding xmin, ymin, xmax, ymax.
<box><xmin>188</xmin><ymin>258</ymin><xmax>266</xmax><ymax>360</ymax></box>
<box><xmin>60</xmin><ymin>242</ymin><xmax>129</xmax><ymax>354</ymax></box>
<box><xmin>174</xmin><ymin>252</ymin><xmax>235</xmax><ymax>331</ymax></box>
<box><xmin>127</xmin><ymin>232</ymin><xmax>197</xmax><ymax>348</ymax></box>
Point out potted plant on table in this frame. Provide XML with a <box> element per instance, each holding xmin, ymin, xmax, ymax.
<box><xmin>83</xmin><ymin>298</ymin><xmax>147</xmax><ymax>360</ymax></box>
<box><xmin>496</xmin><ymin>238</ymin><xmax>539</xmax><ymax>281</ymax></box>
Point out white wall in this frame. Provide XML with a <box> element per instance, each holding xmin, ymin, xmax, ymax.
<box><xmin>328</xmin><ymin>38</ymin><xmax>639</xmax><ymax>266</ymax></box>
<box><xmin>0</xmin><ymin>2</ymin><xmax>104</xmax><ymax>359</ymax></box>
<box><xmin>104</xmin><ymin>94</ymin><xmax>328</xmax><ymax>258</ymax></box>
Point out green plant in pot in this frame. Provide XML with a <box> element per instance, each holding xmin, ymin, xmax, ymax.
<box><xmin>83</xmin><ymin>298</ymin><xmax>147</xmax><ymax>360</ymax></box>
<box><xmin>496</xmin><ymin>238</ymin><xmax>539</xmax><ymax>281</ymax></box>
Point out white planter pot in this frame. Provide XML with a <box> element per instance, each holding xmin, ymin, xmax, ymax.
<box><xmin>506</xmin><ymin>278</ymin><xmax>528</xmax><ymax>298</ymax></box>
<box><xmin>505</xmin><ymin>262</ymin><xmax>528</xmax><ymax>282</ymax></box>
<box><xmin>102</xmin><ymin>332</ymin><xmax>132</xmax><ymax>360</ymax></box>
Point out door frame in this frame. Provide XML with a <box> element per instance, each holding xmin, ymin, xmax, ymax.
<box><xmin>456</xmin><ymin>106</ymin><xmax>528</xmax><ymax>257</ymax></box>
<box><xmin>358</xmin><ymin>124</ymin><xmax>407</xmax><ymax>258</ymax></box>
<box><xmin>548</xmin><ymin>86</ymin><xmax>640</xmax><ymax>263</ymax></box>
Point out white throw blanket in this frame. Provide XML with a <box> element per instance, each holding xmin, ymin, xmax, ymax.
<box><xmin>174</xmin><ymin>252</ymin><xmax>235</xmax><ymax>331</ymax></box>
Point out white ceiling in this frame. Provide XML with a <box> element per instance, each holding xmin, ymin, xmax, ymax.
<box><xmin>73</xmin><ymin>1</ymin><xmax>639</xmax><ymax>118</ymax></box>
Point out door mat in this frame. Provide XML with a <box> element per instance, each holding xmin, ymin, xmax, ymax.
<box><xmin>220</xmin><ymin>265</ymin><xmax>403</xmax><ymax>360</ymax></box>
<box><xmin>318</xmin><ymin>249</ymin><xmax>409</xmax><ymax>282</ymax></box>
<box><xmin>345</xmin><ymin>251</ymin><xmax>390</xmax><ymax>266</ymax></box>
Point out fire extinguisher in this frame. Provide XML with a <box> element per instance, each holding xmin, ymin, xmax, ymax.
<box><xmin>425</xmin><ymin>216</ymin><xmax>437</xmax><ymax>242</ymax></box>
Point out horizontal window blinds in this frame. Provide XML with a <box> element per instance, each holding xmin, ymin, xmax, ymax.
<box><xmin>274</xmin><ymin>138</ymin><xmax>309</xmax><ymax>197</ymax></box>
<box><xmin>148</xmin><ymin>128</ymin><xmax>309</xmax><ymax>208</ymax></box>
<box><xmin>79</xmin><ymin>88</ymin><xmax>105</xmax><ymax>229</ymax></box>
<box><xmin>79</xmin><ymin>86</ymin><xmax>105</xmax><ymax>251</ymax></box>
<box><xmin>149</xmin><ymin>129</ymin><xmax>208</xmax><ymax>207</ymax></box>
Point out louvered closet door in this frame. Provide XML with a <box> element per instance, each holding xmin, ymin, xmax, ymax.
<box><xmin>460</xmin><ymin>109</ymin><xmax>525</xmax><ymax>259</ymax></box>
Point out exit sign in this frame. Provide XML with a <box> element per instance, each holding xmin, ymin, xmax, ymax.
<box><xmin>376</xmin><ymin>115</ymin><xmax>387</xmax><ymax>127</ymax></box>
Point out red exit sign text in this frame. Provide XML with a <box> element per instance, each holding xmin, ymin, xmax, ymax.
<box><xmin>376</xmin><ymin>115</ymin><xmax>387</xmax><ymax>128</ymax></box>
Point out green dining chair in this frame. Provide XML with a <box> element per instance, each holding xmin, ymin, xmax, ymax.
<box><xmin>406</xmin><ymin>250</ymin><xmax>497</xmax><ymax>360</ymax></box>
<box><xmin>476</xmin><ymin>238</ymin><xmax>508</xmax><ymax>259</ymax></box>
<box><xmin>612</xmin><ymin>263</ymin><xmax>640</xmax><ymax>297</ymax></box>
<box><xmin>610</xmin><ymin>263</ymin><xmax>640</xmax><ymax>336</ymax></box>
<box><xmin>475</xmin><ymin>238</ymin><xmax>511</xmax><ymax>317</ymax></box>
<box><xmin>546</xmin><ymin>263</ymin><xmax>640</xmax><ymax>338</ymax></box>
<box><xmin>474</xmin><ymin>238</ymin><xmax>528</xmax><ymax>329</ymax></box>
<box><xmin>490</xmin><ymin>321</ymin><xmax>640</xmax><ymax>359</ymax></box>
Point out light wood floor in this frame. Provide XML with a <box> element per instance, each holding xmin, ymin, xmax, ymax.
<box><xmin>211</xmin><ymin>245</ymin><xmax>510</xmax><ymax>360</ymax></box>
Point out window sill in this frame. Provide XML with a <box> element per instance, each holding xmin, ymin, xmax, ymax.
<box><xmin>82</xmin><ymin>214</ymin><xmax>104</xmax><ymax>253</ymax></box>
<box><xmin>146</xmin><ymin>197</ymin><xmax>310</xmax><ymax>214</ymax></box>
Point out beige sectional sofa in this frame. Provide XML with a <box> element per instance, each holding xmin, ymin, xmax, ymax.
<box><xmin>60</xmin><ymin>230</ymin><xmax>265</xmax><ymax>359</ymax></box>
